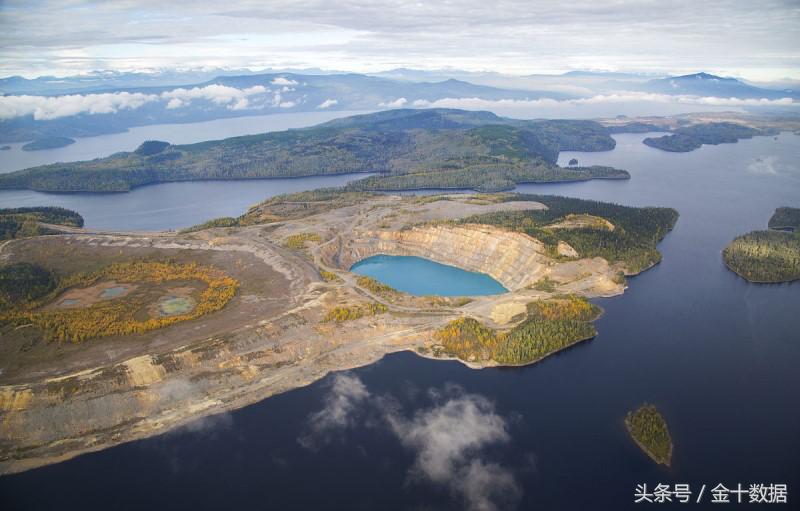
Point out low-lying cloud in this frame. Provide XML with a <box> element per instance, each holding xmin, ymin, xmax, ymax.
<box><xmin>297</xmin><ymin>373</ymin><xmax>370</xmax><ymax>450</ymax></box>
<box><xmin>413</xmin><ymin>92</ymin><xmax>796</xmax><ymax>110</ymax></box>
<box><xmin>0</xmin><ymin>83</ymin><xmax>289</xmax><ymax>120</ymax></box>
<box><xmin>298</xmin><ymin>374</ymin><xmax>522</xmax><ymax>511</ymax></box>
<box><xmin>384</xmin><ymin>387</ymin><xmax>521</xmax><ymax>511</ymax></box>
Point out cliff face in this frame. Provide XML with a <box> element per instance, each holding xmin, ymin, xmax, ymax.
<box><xmin>324</xmin><ymin>224</ymin><xmax>555</xmax><ymax>290</ymax></box>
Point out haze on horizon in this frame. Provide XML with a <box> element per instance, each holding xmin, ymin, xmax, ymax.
<box><xmin>1</xmin><ymin>0</ymin><xmax>799</xmax><ymax>83</ymax></box>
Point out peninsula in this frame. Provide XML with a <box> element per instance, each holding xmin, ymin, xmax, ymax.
<box><xmin>0</xmin><ymin>109</ymin><xmax>625</xmax><ymax>193</ymax></box>
<box><xmin>0</xmin><ymin>191</ymin><xmax>677</xmax><ymax>474</ymax></box>
<box><xmin>723</xmin><ymin>207</ymin><xmax>800</xmax><ymax>283</ymax></box>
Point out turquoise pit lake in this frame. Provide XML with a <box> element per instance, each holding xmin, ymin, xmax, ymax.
<box><xmin>350</xmin><ymin>255</ymin><xmax>507</xmax><ymax>296</ymax></box>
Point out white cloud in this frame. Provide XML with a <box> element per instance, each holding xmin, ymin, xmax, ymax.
<box><xmin>298</xmin><ymin>375</ymin><xmax>522</xmax><ymax>511</ymax></box>
<box><xmin>0</xmin><ymin>84</ymin><xmax>272</xmax><ymax>120</ymax></box>
<box><xmin>271</xmin><ymin>76</ymin><xmax>299</xmax><ymax>86</ymax></box>
<box><xmin>317</xmin><ymin>98</ymin><xmax>338</xmax><ymax>109</ymax></box>
<box><xmin>297</xmin><ymin>373</ymin><xmax>370</xmax><ymax>450</ymax></box>
<box><xmin>413</xmin><ymin>92</ymin><xmax>797</xmax><ymax>111</ymax></box>
<box><xmin>0</xmin><ymin>91</ymin><xmax>158</xmax><ymax>120</ymax></box>
<box><xmin>161</xmin><ymin>84</ymin><xmax>267</xmax><ymax>109</ymax></box>
<box><xmin>384</xmin><ymin>388</ymin><xmax>521</xmax><ymax>511</ymax></box>
<box><xmin>378</xmin><ymin>97</ymin><xmax>408</xmax><ymax>107</ymax></box>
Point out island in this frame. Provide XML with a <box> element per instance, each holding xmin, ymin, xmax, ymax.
<box><xmin>0</xmin><ymin>109</ymin><xmax>626</xmax><ymax>193</ymax></box>
<box><xmin>643</xmin><ymin>122</ymin><xmax>769</xmax><ymax>152</ymax></box>
<box><xmin>723</xmin><ymin>207</ymin><xmax>800</xmax><ymax>283</ymax></box>
<box><xmin>0</xmin><ymin>146</ymin><xmax>10</xmax><ymax>151</ymax></box>
<box><xmin>21</xmin><ymin>136</ymin><xmax>76</xmax><ymax>151</ymax></box>
<box><xmin>0</xmin><ymin>191</ymin><xmax>677</xmax><ymax>474</ymax></box>
<box><xmin>625</xmin><ymin>404</ymin><xmax>673</xmax><ymax>466</ymax></box>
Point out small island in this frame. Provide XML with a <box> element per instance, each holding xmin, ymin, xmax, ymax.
<box><xmin>0</xmin><ymin>146</ymin><xmax>10</xmax><ymax>151</ymax></box>
<box><xmin>21</xmin><ymin>136</ymin><xmax>76</xmax><ymax>151</ymax></box>
<box><xmin>625</xmin><ymin>404</ymin><xmax>673</xmax><ymax>466</ymax></box>
<box><xmin>643</xmin><ymin>122</ymin><xmax>768</xmax><ymax>152</ymax></box>
<box><xmin>723</xmin><ymin>207</ymin><xmax>800</xmax><ymax>283</ymax></box>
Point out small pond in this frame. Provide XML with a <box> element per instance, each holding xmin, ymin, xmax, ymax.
<box><xmin>100</xmin><ymin>286</ymin><xmax>128</xmax><ymax>299</ymax></box>
<box><xmin>350</xmin><ymin>255</ymin><xmax>508</xmax><ymax>296</ymax></box>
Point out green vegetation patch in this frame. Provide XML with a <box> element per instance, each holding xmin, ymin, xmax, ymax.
<box><xmin>643</xmin><ymin>122</ymin><xmax>767</xmax><ymax>152</ymax></box>
<box><xmin>0</xmin><ymin>263</ymin><xmax>56</xmax><ymax>308</ymax></box>
<box><xmin>433</xmin><ymin>295</ymin><xmax>601</xmax><ymax>365</ymax></box>
<box><xmin>21</xmin><ymin>136</ymin><xmax>75</xmax><ymax>151</ymax></box>
<box><xmin>768</xmin><ymin>206</ymin><xmax>800</xmax><ymax>232</ymax></box>
<box><xmin>460</xmin><ymin>194</ymin><xmax>678</xmax><ymax>274</ymax></box>
<box><xmin>625</xmin><ymin>404</ymin><xmax>673</xmax><ymax>466</ymax></box>
<box><xmin>723</xmin><ymin>230</ymin><xmax>800</xmax><ymax>283</ymax></box>
<box><xmin>0</xmin><ymin>206</ymin><xmax>84</xmax><ymax>241</ymax></box>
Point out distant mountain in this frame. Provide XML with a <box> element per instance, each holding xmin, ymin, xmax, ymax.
<box><xmin>0</xmin><ymin>72</ymin><xmax>575</xmax><ymax>143</ymax></box>
<box><xmin>642</xmin><ymin>72</ymin><xmax>797</xmax><ymax>99</ymax></box>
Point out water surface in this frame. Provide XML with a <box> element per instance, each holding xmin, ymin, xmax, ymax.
<box><xmin>351</xmin><ymin>255</ymin><xmax>507</xmax><ymax>296</ymax></box>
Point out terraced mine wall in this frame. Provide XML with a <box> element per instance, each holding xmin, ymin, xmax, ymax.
<box><xmin>322</xmin><ymin>224</ymin><xmax>554</xmax><ymax>291</ymax></box>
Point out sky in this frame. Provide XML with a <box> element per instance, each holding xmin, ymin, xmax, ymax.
<box><xmin>1</xmin><ymin>0</ymin><xmax>799</xmax><ymax>81</ymax></box>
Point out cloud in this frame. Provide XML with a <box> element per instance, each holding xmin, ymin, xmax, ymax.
<box><xmin>299</xmin><ymin>375</ymin><xmax>521</xmax><ymax>511</ymax></box>
<box><xmin>412</xmin><ymin>92</ymin><xmax>797</xmax><ymax>111</ymax></box>
<box><xmin>297</xmin><ymin>373</ymin><xmax>370</xmax><ymax>450</ymax></box>
<box><xmin>383</xmin><ymin>387</ymin><xmax>521</xmax><ymax>511</ymax></box>
<box><xmin>271</xmin><ymin>76</ymin><xmax>299</xmax><ymax>86</ymax></box>
<box><xmin>317</xmin><ymin>98</ymin><xmax>338</xmax><ymax>109</ymax></box>
<box><xmin>0</xmin><ymin>91</ymin><xmax>158</xmax><ymax>120</ymax></box>
<box><xmin>0</xmin><ymin>84</ymin><xmax>273</xmax><ymax>120</ymax></box>
<box><xmin>379</xmin><ymin>97</ymin><xmax>408</xmax><ymax>107</ymax></box>
<box><xmin>161</xmin><ymin>84</ymin><xmax>268</xmax><ymax>110</ymax></box>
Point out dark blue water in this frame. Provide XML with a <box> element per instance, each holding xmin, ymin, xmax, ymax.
<box><xmin>0</xmin><ymin>173</ymin><xmax>372</xmax><ymax>231</ymax></box>
<box><xmin>351</xmin><ymin>255</ymin><xmax>507</xmax><ymax>296</ymax></box>
<box><xmin>1</xmin><ymin>133</ymin><xmax>799</xmax><ymax>510</ymax></box>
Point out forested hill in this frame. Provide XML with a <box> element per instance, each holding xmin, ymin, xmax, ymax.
<box><xmin>0</xmin><ymin>109</ymin><xmax>620</xmax><ymax>193</ymax></box>
<box><xmin>643</xmin><ymin>122</ymin><xmax>772</xmax><ymax>152</ymax></box>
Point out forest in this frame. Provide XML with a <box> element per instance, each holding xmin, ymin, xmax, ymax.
<box><xmin>0</xmin><ymin>260</ymin><xmax>239</xmax><ymax>343</ymax></box>
<box><xmin>625</xmin><ymin>404</ymin><xmax>673</xmax><ymax>466</ymax></box>
<box><xmin>723</xmin><ymin>230</ymin><xmax>800</xmax><ymax>283</ymax></box>
<box><xmin>460</xmin><ymin>194</ymin><xmax>679</xmax><ymax>274</ymax></box>
<box><xmin>768</xmin><ymin>206</ymin><xmax>800</xmax><ymax>232</ymax></box>
<box><xmin>643</xmin><ymin>122</ymin><xmax>767</xmax><ymax>152</ymax></box>
<box><xmin>21</xmin><ymin>136</ymin><xmax>76</xmax><ymax>151</ymax></box>
<box><xmin>0</xmin><ymin>206</ymin><xmax>84</xmax><ymax>240</ymax></box>
<box><xmin>0</xmin><ymin>109</ymin><xmax>622</xmax><ymax>193</ymax></box>
<box><xmin>433</xmin><ymin>295</ymin><xmax>601</xmax><ymax>365</ymax></box>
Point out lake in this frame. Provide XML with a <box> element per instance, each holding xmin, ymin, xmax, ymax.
<box><xmin>0</xmin><ymin>174</ymin><xmax>372</xmax><ymax>231</ymax></box>
<box><xmin>351</xmin><ymin>255</ymin><xmax>507</xmax><ymax>296</ymax></box>
<box><xmin>1</xmin><ymin>132</ymin><xmax>798</xmax><ymax>511</ymax></box>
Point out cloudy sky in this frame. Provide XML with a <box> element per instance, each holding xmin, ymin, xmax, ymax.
<box><xmin>1</xmin><ymin>0</ymin><xmax>798</xmax><ymax>80</ymax></box>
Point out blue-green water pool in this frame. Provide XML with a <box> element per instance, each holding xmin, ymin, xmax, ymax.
<box><xmin>350</xmin><ymin>255</ymin><xmax>507</xmax><ymax>296</ymax></box>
